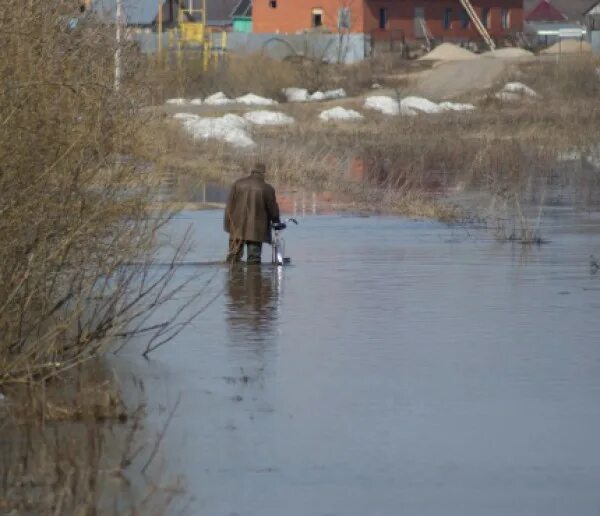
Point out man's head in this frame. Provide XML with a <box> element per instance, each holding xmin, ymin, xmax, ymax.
<box><xmin>251</xmin><ymin>163</ymin><xmax>266</xmax><ymax>176</ymax></box>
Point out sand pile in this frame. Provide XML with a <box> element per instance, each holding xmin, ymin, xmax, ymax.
<box><xmin>541</xmin><ymin>39</ymin><xmax>592</xmax><ymax>54</ymax></box>
<box><xmin>419</xmin><ymin>43</ymin><xmax>479</xmax><ymax>61</ymax></box>
<box><xmin>483</xmin><ymin>47</ymin><xmax>534</xmax><ymax>58</ymax></box>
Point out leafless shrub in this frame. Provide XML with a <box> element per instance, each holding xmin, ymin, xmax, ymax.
<box><xmin>0</xmin><ymin>1</ymin><xmax>202</xmax><ymax>387</ymax></box>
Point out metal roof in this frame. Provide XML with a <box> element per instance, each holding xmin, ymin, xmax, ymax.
<box><xmin>232</xmin><ymin>0</ymin><xmax>251</xmax><ymax>18</ymax></box>
<box><xmin>92</xmin><ymin>0</ymin><xmax>161</xmax><ymax>25</ymax></box>
<box><xmin>92</xmin><ymin>0</ymin><xmax>237</xmax><ymax>25</ymax></box>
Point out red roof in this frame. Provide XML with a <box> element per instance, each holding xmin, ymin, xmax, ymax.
<box><xmin>525</xmin><ymin>0</ymin><xmax>568</xmax><ymax>22</ymax></box>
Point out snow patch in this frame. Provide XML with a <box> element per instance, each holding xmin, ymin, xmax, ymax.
<box><xmin>204</xmin><ymin>92</ymin><xmax>234</xmax><ymax>105</ymax></box>
<box><xmin>173</xmin><ymin>113</ymin><xmax>200</xmax><ymax>121</ymax></box>
<box><xmin>439</xmin><ymin>101</ymin><xmax>476</xmax><ymax>112</ymax></box>
<box><xmin>166</xmin><ymin>98</ymin><xmax>187</xmax><ymax>105</ymax></box>
<box><xmin>365</xmin><ymin>95</ymin><xmax>475</xmax><ymax>116</ymax></box>
<box><xmin>322</xmin><ymin>88</ymin><xmax>346</xmax><ymax>100</ymax></box>
<box><xmin>175</xmin><ymin>113</ymin><xmax>254</xmax><ymax>148</ymax></box>
<box><xmin>401</xmin><ymin>96</ymin><xmax>443</xmax><ymax>114</ymax></box>
<box><xmin>244</xmin><ymin>111</ymin><xmax>295</xmax><ymax>125</ymax></box>
<box><xmin>308</xmin><ymin>89</ymin><xmax>346</xmax><ymax>101</ymax></box>
<box><xmin>501</xmin><ymin>82</ymin><xmax>538</xmax><ymax>97</ymax></box>
<box><xmin>495</xmin><ymin>91</ymin><xmax>521</xmax><ymax>102</ymax></box>
<box><xmin>283</xmin><ymin>87</ymin><xmax>309</xmax><ymax>102</ymax></box>
<box><xmin>364</xmin><ymin>96</ymin><xmax>400</xmax><ymax>115</ymax></box>
<box><xmin>285</xmin><ymin>87</ymin><xmax>347</xmax><ymax>103</ymax></box>
<box><xmin>236</xmin><ymin>93</ymin><xmax>278</xmax><ymax>106</ymax></box>
<box><xmin>319</xmin><ymin>107</ymin><xmax>364</xmax><ymax>121</ymax></box>
<box><xmin>190</xmin><ymin>98</ymin><xmax>203</xmax><ymax>105</ymax></box>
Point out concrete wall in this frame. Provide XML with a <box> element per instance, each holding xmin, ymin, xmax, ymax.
<box><xmin>592</xmin><ymin>30</ymin><xmax>600</xmax><ymax>53</ymax></box>
<box><xmin>131</xmin><ymin>30</ymin><xmax>370</xmax><ymax>63</ymax></box>
<box><xmin>225</xmin><ymin>32</ymin><xmax>370</xmax><ymax>64</ymax></box>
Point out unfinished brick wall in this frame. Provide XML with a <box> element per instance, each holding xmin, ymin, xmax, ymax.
<box><xmin>253</xmin><ymin>0</ymin><xmax>523</xmax><ymax>41</ymax></box>
<box><xmin>364</xmin><ymin>0</ymin><xmax>523</xmax><ymax>41</ymax></box>
<box><xmin>253</xmin><ymin>0</ymin><xmax>366</xmax><ymax>34</ymax></box>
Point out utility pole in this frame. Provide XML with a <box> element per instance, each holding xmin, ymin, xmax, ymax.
<box><xmin>115</xmin><ymin>0</ymin><xmax>124</xmax><ymax>91</ymax></box>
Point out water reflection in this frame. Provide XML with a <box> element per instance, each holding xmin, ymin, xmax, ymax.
<box><xmin>225</xmin><ymin>265</ymin><xmax>280</xmax><ymax>348</ymax></box>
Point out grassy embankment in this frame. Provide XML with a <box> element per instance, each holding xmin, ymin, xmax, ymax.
<box><xmin>142</xmin><ymin>52</ymin><xmax>600</xmax><ymax>238</ymax></box>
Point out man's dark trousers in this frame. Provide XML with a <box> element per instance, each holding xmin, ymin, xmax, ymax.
<box><xmin>227</xmin><ymin>237</ymin><xmax>262</xmax><ymax>264</ymax></box>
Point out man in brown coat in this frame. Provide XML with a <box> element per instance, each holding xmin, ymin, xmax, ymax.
<box><xmin>224</xmin><ymin>163</ymin><xmax>281</xmax><ymax>264</ymax></box>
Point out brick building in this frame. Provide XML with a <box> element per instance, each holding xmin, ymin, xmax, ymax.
<box><xmin>253</xmin><ymin>0</ymin><xmax>524</xmax><ymax>41</ymax></box>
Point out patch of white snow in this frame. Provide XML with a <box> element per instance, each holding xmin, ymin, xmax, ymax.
<box><xmin>244</xmin><ymin>111</ymin><xmax>295</xmax><ymax>125</ymax></box>
<box><xmin>176</xmin><ymin>114</ymin><xmax>254</xmax><ymax>148</ymax></box>
<box><xmin>364</xmin><ymin>96</ymin><xmax>400</xmax><ymax>115</ymax></box>
<box><xmin>173</xmin><ymin>113</ymin><xmax>200</xmax><ymax>121</ymax></box>
<box><xmin>495</xmin><ymin>91</ymin><xmax>521</xmax><ymax>102</ymax></box>
<box><xmin>283</xmin><ymin>87</ymin><xmax>310</xmax><ymax>102</ymax></box>
<box><xmin>166</xmin><ymin>98</ymin><xmax>188</xmax><ymax>105</ymax></box>
<box><xmin>400</xmin><ymin>96</ymin><xmax>443</xmax><ymax>114</ymax></box>
<box><xmin>236</xmin><ymin>93</ymin><xmax>278</xmax><ymax>106</ymax></box>
<box><xmin>319</xmin><ymin>107</ymin><xmax>364</xmax><ymax>121</ymax></box>
<box><xmin>204</xmin><ymin>92</ymin><xmax>234</xmax><ymax>105</ymax></box>
<box><xmin>322</xmin><ymin>88</ymin><xmax>347</xmax><ymax>99</ymax></box>
<box><xmin>190</xmin><ymin>98</ymin><xmax>203</xmax><ymax>105</ymax></box>
<box><xmin>439</xmin><ymin>101</ymin><xmax>476</xmax><ymax>112</ymax></box>
<box><xmin>501</xmin><ymin>82</ymin><xmax>538</xmax><ymax>97</ymax></box>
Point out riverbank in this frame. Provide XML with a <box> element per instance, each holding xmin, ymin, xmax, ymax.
<box><xmin>141</xmin><ymin>53</ymin><xmax>600</xmax><ymax>239</ymax></box>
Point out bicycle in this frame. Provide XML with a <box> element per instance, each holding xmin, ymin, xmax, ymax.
<box><xmin>271</xmin><ymin>218</ymin><xmax>298</xmax><ymax>265</ymax></box>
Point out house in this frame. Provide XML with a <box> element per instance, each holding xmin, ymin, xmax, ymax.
<box><xmin>524</xmin><ymin>0</ymin><xmax>598</xmax><ymax>22</ymax></box>
<box><xmin>252</xmin><ymin>1</ymin><xmax>524</xmax><ymax>42</ymax></box>
<box><xmin>524</xmin><ymin>0</ymin><xmax>566</xmax><ymax>22</ymax></box>
<box><xmin>523</xmin><ymin>0</ymin><xmax>593</xmax><ymax>43</ymax></box>
<box><xmin>232</xmin><ymin>0</ymin><xmax>252</xmax><ymax>32</ymax></box>
<box><xmin>584</xmin><ymin>1</ymin><xmax>600</xmax><ymax>30</ymax></box>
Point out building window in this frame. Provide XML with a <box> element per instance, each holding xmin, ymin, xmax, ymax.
<box><xmin>443</xmin><ymin>8</ymin><xmax>452</xmax><ymax>30</ymax></box>
<box><xmin>269</xmin><ymin>0</ymin><xmax>277</xmax><ymax>8</ymax></box>
<box><xmin>338</xmin><ymin>7</ymin><xmax>352</xmax><ymax>29</ymax></box>
<box><xmin>312</xmin><ymin>8</ymin><xmax>323</xmax><ymax>28</ymax></box>
<box><xmin>501</xmin><ymin>8</ymin><xmax>510</xmax><ymax>29</ymax></box>
<box><xmin>460</xmin><ymin>8</ymin><xmax>469</xmax><ymax>29</ymax></box>
<box><xmin>482</xmin><ymin>7</ymin><xmax>490</xmax><ymax>28</ymax></box>
<box><xmin>379</xmin><ymin>7</ymin><xmax>388</xmax><ymax>29</ymax></box>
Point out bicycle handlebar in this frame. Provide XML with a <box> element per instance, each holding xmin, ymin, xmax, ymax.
<box><xmin>271</xmin><ymin>218</ymin><xmax>299</xmax><ymax>231</ymax></box>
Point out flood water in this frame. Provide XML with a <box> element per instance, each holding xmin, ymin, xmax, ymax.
<box><xmin>117</xmin><ymin>208</ymin><xmax>600</xmax><ymax>516</ymax></box>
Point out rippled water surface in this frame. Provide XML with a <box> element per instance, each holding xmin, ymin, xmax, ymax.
<box><xmin>118</xmin><ymin>209</ymin><xmax>600</xmax><ymax>516</ymax></box>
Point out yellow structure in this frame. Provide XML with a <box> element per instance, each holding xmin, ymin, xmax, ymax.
<box><xmin>179</xmin><ymin>0</ymin><xmax>205</xmax><ymax>44</ymax></box>
<box><xmin>174</xmin><ymin>0</ymin><xmax>227</xmax><ymax>70</ymax></box>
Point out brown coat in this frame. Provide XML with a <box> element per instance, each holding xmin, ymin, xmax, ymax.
<box><xmin>223</xmin><ymin>172</ymin><xmax>280</xmax><ymax>243</ymax></box>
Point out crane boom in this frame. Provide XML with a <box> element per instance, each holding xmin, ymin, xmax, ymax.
<box><xmin>458</xmin><ymin>0</ymin><xmax>496</xmax><ymax>50</ymax></box>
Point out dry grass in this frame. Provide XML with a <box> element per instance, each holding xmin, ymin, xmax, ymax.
<box><xmin>152</xmin><ymin>52</ymin><xmax>600</xmax><ymax>231</ymax></box>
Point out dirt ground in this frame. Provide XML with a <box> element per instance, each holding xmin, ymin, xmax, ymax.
<box><xmin>412</xmin><ymin>58</ymin><xmax>510</xmax><ymax>100</ymax></box>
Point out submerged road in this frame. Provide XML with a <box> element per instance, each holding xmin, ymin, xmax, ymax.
<box><xmin>118</xmin><ymin>208</ymin><xmax>600</xmax><ymax>516</ymax></box>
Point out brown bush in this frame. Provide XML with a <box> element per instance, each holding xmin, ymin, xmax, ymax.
<box><xmin>0</xmin><ymin>1</ymin><xmax>195</xmax><ymax>386</ymax></box>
